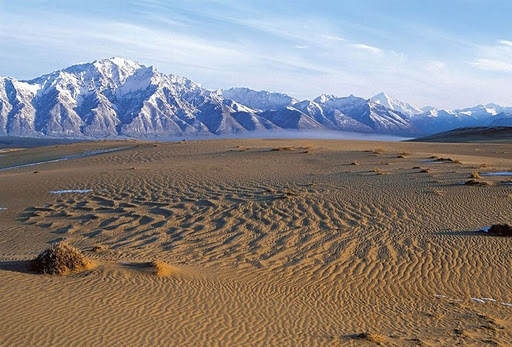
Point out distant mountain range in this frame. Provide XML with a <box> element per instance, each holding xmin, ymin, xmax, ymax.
<box><xmin>1</xmin><ymin>57</ymin><xmax>511</xmax><ymax>139</ymax></box>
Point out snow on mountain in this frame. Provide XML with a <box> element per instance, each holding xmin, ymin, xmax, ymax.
<box><xmin>411</xmin><ymin>104</ymin><xmax>512</xmax><ymax>134</ymax></box>
<box><xmin>313</xmin><ymin>94</ymin><xmax>415</xmax><ymax>134</ymax></box>
<box><xmin>0</xmin><ymin>58</ymin><xmax>510</xmax><ymax>139</ymax></box>
<box><xmin>0</xmin><ymin>58</ymin><xmax>266</xmax><ymax>138</ymax></box>
<box><xmin>370</xmin><ymin>92</ymin><xmax>423</xmax><ymax>117</ymax></box>
<box><xmin>221</xmin><ymin>87</ymin><xmax>297</xmax><ymax>111</ymax></box>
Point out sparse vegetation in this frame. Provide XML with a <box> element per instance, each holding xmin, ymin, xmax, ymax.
<box><xmin>349</xmin><ymin>332</ymin><xmax>386</xmax><ymax>344</ymax></box>
<box><xmin>482</xmin><ymin>224</ymin><xmax>512</xmax><ymax>237</ymax></box>
<box><xmin>435</xmin><ymin>157</ymin><xmax>454</xmax><ymax>162</ymax></box>
<box><xmin>470</xmin><ymin>171</ymin><xmax>482</xmax><ymax>179</ymax></box>
<box><xmin>150</xmin><ymin>259</ymin><xmax>173</xmax><ymax>277</ymax></box>
<box><xmin>270</xmin><ymin>147</ymin><xmax>293</xmax><ymax>151</ymax></box>
<box><xmin>32</xmin><ymin>241</ymin><xmax>92</xmax><ymax>275</ymax></box>
<box><xmin>278</xmin><ymin>191</ymin><xmax>299</xmax><ymax>199</ymax></box>
<box><xmin>90</xmin><ymin>245</ymin><xmax>106</xmax><ymax>253</ymax></box>
<box><xmin>371</xmin><ymin>167</ymin><xmax>384</xmax><ymax>175</ymax></box>
<box><xmin>351</xmin><ymin>161</ymin><xmax>359</xmax><ymax>165</ymax></box>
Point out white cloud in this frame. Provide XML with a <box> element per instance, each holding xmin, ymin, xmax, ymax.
<box><xmin>349</xmin><ymin>43</ymin><xmax>382</xmax><ymax>54</ymax></box>
<box><xmin>470</xmin><ymin>59</ymin><xmax>512</xmax><ymax>72</ymax></box>
<box><xmin>498</xmin><ymin>39</ymin><xmax>512</xmax><ymax>47</ymax></box>
<box><xmin>469</xmin><ymin>40</ymin><xmax>512</xmax><ymax>73</ymax></box>
<box><xmin>1</xmin><ymin>4</ymin><xmax>512</xmax><ymax>109</ymax></box>
<box><xmin>321</xmin><ymin>35</ymin><xmax>346</xmax><ymax>41</ymax></box>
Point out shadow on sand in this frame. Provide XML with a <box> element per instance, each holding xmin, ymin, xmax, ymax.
<box><xmin>0</xmin><ymin>260</ymin><xmax>35</xmax><ymax>274</ymax></box>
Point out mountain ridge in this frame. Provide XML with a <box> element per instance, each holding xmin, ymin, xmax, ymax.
<box><xmin>0</xmin><ymin>57</ymin><xmax>509</xmax><ymax>139</ymax></box>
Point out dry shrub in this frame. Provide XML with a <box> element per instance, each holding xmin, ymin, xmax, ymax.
<box><xmin>484</xmin><ymin>224</ymin><xmax>512</xmax><ymax>237</ymax></box>
<box><xmin>32</xmin><ymin>241</ymin><xmax>92</xmax><ymax>275</ymax></box>
<box><xmin>90</xmin><ymin>245</ymin><xmax>106</xmax><ymax>253</ymax></box>
<box><xmin>435</xmin><ymin>157</ymin><xmax>454</xmax><ymax>162</ymax></box>
<box><xmin>278</xmin><ymin>191</ymin><xmax>299</xmax><ymax>199</ymax></box>
<box><xmin>470</xmin><ymin>171</ymin><xmax>482</xmax><ymax>179</ymax></box>
<box><xmin>350</xmin><ymin>332</ymin><xmax>386</xmax><ymax>344</ymax></box>
<box><xmin>371</xmin><ymin>167</ymin><xmax>384</xmax><ymax>175</ymax></box>
<box><xmin>351</xmin><ymin>161</ymin><xmax>359</xmax><ymax>165</ymax></box>
<box><xmin>420</xmin><ymin>168</ymin><xmax>431</xmax><ymax>173</ymax></box>
<box><xmin>431</xmin><ymin>188</ymin><xmax>444</xmax><ymax>196</ymax></box>
<box><xmin>270</xmin><ymin>147</ymin><xmax>293</xmax><ymax>151</ymax></box>
<box><xmin>150</xmin><ymin>260</ymin><xmax>173</xmax><ymax>277</ymax></box>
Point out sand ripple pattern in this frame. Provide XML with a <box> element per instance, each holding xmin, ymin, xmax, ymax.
<box><xmin>2</xmin><ymin>140</ymin><xmax>512</xmax><ymax>345</ymax></box>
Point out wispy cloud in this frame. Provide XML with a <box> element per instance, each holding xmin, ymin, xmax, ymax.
<box><xmin>470</xmin><ymin>59</ymin><xmax>512</xmax><ymax>72</ymax></box>
<box><xmin>1</xmin><ymin>0</ymin><xmax>512</xmax><ymax>109</ymax></box>
<box><xmin>469</xmin><ymin>40</ymin><xmax>512</xmax><ymax>73</ymax></box>
<box><xmin>498</xmin><ymin>39</ymin><xmax>512</xmax><ymax>47</ymax></box>
<box><xmin>350</xmin><ymin>43</ymin><xmax>382</xmax><ymax>54</ymax></box>
<box><xmin>321</xmin><ymin>35</ymin><xmax>346</xmax><ymax>41</ymax></box>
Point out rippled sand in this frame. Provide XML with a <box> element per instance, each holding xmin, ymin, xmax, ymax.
<box><xmin>0</xmin><ymin>139</ymin><xmax>511</xmax><ymax>346</ymax></box>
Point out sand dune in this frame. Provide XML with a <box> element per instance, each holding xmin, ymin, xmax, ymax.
<box><xmin>0</xmin><ymin>139</ymin><xmax>511</xmax><ymax>346</ymax></box>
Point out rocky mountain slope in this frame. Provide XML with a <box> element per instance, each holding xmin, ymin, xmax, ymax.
<box><xmin>0</xmin><ymin>58</ymin><xmax>509</xmax><ymax>139</ymax></box>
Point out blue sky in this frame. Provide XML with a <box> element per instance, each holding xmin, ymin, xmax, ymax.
<box><xmin>0</xmin><ymin>0</ymin><xmax>511</xmax><ymax>109</ymax></box>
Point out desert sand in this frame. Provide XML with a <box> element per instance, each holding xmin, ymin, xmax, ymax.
<box><xmin>0</xmin><ymin>138</ymin><xmax>511</xmax><ymax>346</ymax></box>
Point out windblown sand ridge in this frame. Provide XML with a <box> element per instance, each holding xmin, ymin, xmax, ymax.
<box><xmin>0</xmin><ymin>139</ymin><xmax>511</xmax><ymax>346</ymax></box>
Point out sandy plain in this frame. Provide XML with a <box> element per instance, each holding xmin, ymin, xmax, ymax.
<box><xmin>0</xmin><ymin>138</ymin><xmax>511</xmax><ymax>346</ymax></box>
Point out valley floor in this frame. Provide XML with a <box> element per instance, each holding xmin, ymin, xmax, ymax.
<box><xmin>0</xmin><ymin>139</ymin><xmax>511</xmax><ymax>346</ymax></box>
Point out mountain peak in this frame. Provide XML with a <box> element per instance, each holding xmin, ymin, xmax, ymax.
<box><xmin>95</xmin><ymin>57</ymin><xmax>143</xmax><ymax>69</ymax></box>
<box><xmin>221</xmin><ymin>87</ymin><xmax>296</xmax><ymax>111</ymax></box>
<box><xmin>370</xmin><ymin>92</ymin><xmax>422</xmax><ymax>117</ymax></box>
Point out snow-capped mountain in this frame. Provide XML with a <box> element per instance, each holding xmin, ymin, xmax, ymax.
<box><xmin>370</xmin><ymin>92</ymin><xmax>423</xmax><ymax>117</ymax></box>
<box><xmin>0</xmin><ymin>58</ymin><xmax>276</xmax><ymax>137</ymax></box>
<box><xmin>222</xmin><ymin>90</ymin><xmax>416</xmax><ymax>134</ymax></box>
<box><xmin>221</xmin><ymin>87</ymin><xmax>297</xmax><ymax>111</ymax></box>
<box><xmin>411</xmin><ymin>104</ymin><xmax>512</xmax><ymax>134</ymax></box>
<box><xmin>0</xmin><ymin>57</ymin><xmax>510</xmax><ymax>139</ymax></box>
<box><xmin>313</xmin><ymin>94</ymin><xmax>414</xmax><ymax>133</ymax></box>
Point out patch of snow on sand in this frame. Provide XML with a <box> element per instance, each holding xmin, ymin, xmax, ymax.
<box><xmin>471</xmin><ymin>298</ymin><xmax>486</xmax><ymax>303</ymax></box>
